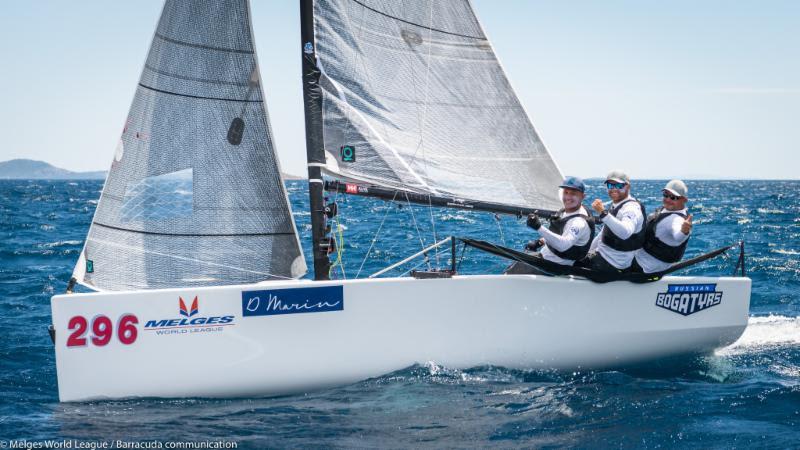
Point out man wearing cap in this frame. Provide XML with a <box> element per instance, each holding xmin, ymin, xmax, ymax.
<box><xmin>524</xmin><ymin>176</ymin><xmax>595</xmax><ymax>269</ymax></box>
<box><xmin>584</xmin><ymin>170</ymin><xmax>646</xmax><ymax>273</ymax></box>
<box><xmin>632</xmin><ymin>180</ymin><xmax>693</xmax><ymax>273</ymax></box>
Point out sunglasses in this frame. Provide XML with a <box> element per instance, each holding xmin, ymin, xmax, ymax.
<box><xmin>662</xmin><ymin>191</ymin><xmax>682</xmax><ymax>201</ymax></box>
<box><xmin>606</xmin><ymin>182</ymin><xmax>626</xmax><ymax>190</ymax></box>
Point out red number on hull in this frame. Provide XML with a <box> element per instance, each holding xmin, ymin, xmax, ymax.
<box><xmin>65</xmin><ymin>314</ymin><xmax>139</xmax><ymax>347</ymax></box>
<box><xmin>118</xmin><ymin>315</ymin><xmax>138</xmax><ymax>345</ymax></box>
<box><xmin>66</xmin><ymin>316</ymin><xmax>88</xmax><ymax>347</ymax></box>
<box><xmin>91</xmin><ymin>316</ymin><xmax>113</xmax><ymax>346</ymax></box>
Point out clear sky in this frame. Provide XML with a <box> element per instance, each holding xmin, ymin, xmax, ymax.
<box><xmin>1</xmin><ymin>1</ymin><xmax>798</xmax><ymax>179</ymax></box>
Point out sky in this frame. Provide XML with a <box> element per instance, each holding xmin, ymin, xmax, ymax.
<box><xmin>0</xmin><ymin>1</ymin><xmax>798</xmax><ymax>179</ymax></box>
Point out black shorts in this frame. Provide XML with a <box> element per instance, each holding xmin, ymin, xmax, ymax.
<box><xmin>583</xmin><ymin>252</ymin><xmax>628</xmax><ymax>274</ymax></box>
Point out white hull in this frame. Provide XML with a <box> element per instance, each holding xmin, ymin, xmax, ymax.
<box><xmin>51</xmin><ymin>274</ymin><xmax>750</xmax><ymax>402</ymax></box>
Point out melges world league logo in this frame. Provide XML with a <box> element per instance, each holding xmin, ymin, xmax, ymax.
<box><xmin>144</xmin><ymin>296</ymin><xmax>235</xmax><ymax>332</ymax></box>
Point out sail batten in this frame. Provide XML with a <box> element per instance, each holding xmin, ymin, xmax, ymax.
<box><xmin>74</xmin><ymin>0</ymin><xmax>306</xmax><ymax>291</ymax></box>
<box><xmin>313</xmin><ymin>0</ymin><xmax>563</xmax><ymax>210</ymax></box>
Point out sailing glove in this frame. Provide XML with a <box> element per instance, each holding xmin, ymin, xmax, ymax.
<box><xmin>526</xmin><ymin>213</ymin><xmax>542</xmax><ymax>230</ymax></box>
<box><xmin>525</xmin><ymin>239</ymin><xmax>544</xmax><ymax>252</ymax></box>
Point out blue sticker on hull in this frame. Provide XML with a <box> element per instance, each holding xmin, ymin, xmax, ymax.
<box><xmin>655</xmin><ymin>284</ymin><xmax>723</xmax><ymax>316</ymax></box>
<box><xmin>242</xmin><ymin>285</ymin><xmax>343</xmax><ymax>317</ymax></box>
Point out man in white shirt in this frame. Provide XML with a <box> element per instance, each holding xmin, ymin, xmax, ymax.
<box><xmin>632</xmin><ymin>180</ymin><xmax>693</xmax><ymax>273</ymax></box>
<box><xmin>526</xmin><ymin>176</ymin><xmax>595</xmax><ymax>267</ymax></box>
<box><xmin>584</xmin><ymin>170</ymin><xmax>646</xmax><ymax>273</ymax></box>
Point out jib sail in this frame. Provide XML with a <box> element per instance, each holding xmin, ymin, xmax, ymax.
<box><xmin>73</xmin><ymin>0</ymin><xmax>306</xmax><ymax>291</ymax></box>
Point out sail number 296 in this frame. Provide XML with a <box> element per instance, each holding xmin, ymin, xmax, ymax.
<box><xmin>66</xmin><ymin>314</ymin><xmax>139</xmax><ymax>347</ymax></box>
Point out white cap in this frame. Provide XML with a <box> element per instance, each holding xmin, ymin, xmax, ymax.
<box><xmin>605</xmin><ymin>170</ymin><xmax>630</xmax><ymax>184</ymax></box>
<box><xmin>664</xmin><ymin>179</ymin><xmax>688</xmax><ymax>198</ymax></box>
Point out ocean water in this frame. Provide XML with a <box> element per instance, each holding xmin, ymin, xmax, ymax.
<box><xmin>1</xmin><ymin>179</ymin><xmax>798</xmax><ymax>448</ymax></box>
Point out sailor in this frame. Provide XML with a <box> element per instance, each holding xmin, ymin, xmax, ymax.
<box><xmin>583</xmin><ymin>170</ymin><xmax>646</xmax><ymax>273</ymax></box>
<box><xmin>526</xmin><ymin>176</ymin><xmax>595</xmax><ymax>267</ymax></box>
<box><xmin>632</xmin><ymin>180</ymin><xmax>693</xmax><ymax>273</ymax></box>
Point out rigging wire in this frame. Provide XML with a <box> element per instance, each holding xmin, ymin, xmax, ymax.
<box><xmin>413</xmin><ymin>3</ymin><xmax>440</xmax><ymax>267</ymax></box>
<box><xmin>355</xmin><ymin>191</ymin><xmax>399</xmax><ymax>278</ymax></box>
<box><xmin>404</xmin><ymin>193</ymin><xmax>432</xmax><ymax>270</ymax></box>
<box><xmin>428</xmin><ymin>194</ymin><xmax>440</xmax><ymax>267</ymax></box>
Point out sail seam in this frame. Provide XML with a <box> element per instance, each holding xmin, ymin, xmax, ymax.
<box><xmin>144</xmin><ymin>64</ymin><xmax>252</xmax><ymax>87</ymax></box>
<box><xmin>368</xmin><ymin>94</ymin><xmax>522</xmax><ymax>109</ymax></box>
<box><xmin>93</xmin><ymin>222</ymin><xmax>294</xmax><ymax>237</ymax></box>
<box><xmin>155</xmin><ymin>33</ymin><xmax>254</xmax><ymax>54</ymax></box>
<box><xmin>86</xmin><ymin>237</ymin><xmax>292</xmax><ymax>279</ymax></box>
<box><xmin>349</xmin><ymin>0</ymin><xmax>485</xmax><ymax>40</ymax></box>
<box><xmin>138</xmin><ymin>83</ymin><xmax>262</xmax><ymax>103</ymax></box>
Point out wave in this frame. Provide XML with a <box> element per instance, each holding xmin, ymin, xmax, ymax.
<box><xmin>772</xmin><ymin>249</ymin><xmax>800</xmax><ymax>256</ymax></box>
<box><xmin>39</xmin><ymin>240</ymin><xmax>82</xmax><ymax>248</ymax></box>
<box><xmin>716</xmin><ymin>315</ymin><xmax>800</xmax><ymax>355</ymax></box>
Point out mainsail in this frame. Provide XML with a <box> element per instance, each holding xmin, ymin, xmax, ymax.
<box><xmin>73</xmin><ymin>0</ymin><xmax>306</xmax><ymax>291</ymax></box>
<box><xmin>311</xmin><ymin>0</ymin><xmax>563</xmax><ymax>210</ymax></box>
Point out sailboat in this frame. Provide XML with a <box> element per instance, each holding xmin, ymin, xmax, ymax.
<box><xmin>50</xmin><ymin>0</ymin><xmax>751</xmax><ymax>402</ymax></box>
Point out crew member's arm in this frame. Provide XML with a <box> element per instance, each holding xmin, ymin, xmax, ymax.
<box><xmin>538</xmin><ymin>219</ymin><xmax>588</xmax><ymax>252</ymax></box>
<box><xmin>601</xmin><ymin>204</ymin><xmax>642</xmax><ymax>239</ymax></box>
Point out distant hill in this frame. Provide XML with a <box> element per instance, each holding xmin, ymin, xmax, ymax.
<box><xmin>0</xmin><ymin>158</ymin><xmax>307</xmax><ymax>181</ymax></box>
<box><xmin>281</xmin><ymin>172</ymin><xmax>306</xmax><ymax>180</ymax></box>
<box><xmin>0</xmin><ymin>159</ymin><xmax>106</xmax><ymax>179</ymax></box>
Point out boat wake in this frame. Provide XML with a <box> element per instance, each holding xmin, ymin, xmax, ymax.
<box><xmin>716</xmin><ymin>315</ymin><xmax>800</xmax><ymax>356</ymax></box>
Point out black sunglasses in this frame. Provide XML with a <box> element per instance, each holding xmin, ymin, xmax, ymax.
<box><xmin>662</xmin><ymin>191</ymin><xmax>682</xmax><ymax>201</ymax></box>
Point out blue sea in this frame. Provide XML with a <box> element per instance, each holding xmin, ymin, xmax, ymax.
<box><xmin>1</xmin><ymin>179</ymin><xmax>798</xmax><ymax>448</ymax></box>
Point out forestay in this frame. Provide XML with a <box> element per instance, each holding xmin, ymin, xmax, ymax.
<box><xmin>312</xmin><ymin>0</ymin><xmax>563</xmax><ymax>210</ymax></box>
<box><xmin>73</xmin><ymin>0</ymin><xmax>306</xmax><ymax>291</ymax></box>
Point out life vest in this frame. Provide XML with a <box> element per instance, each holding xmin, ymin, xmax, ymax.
<box><xmin>546</xmin><ymin>206</ymin><xmax>596</xmax><ymax>260</ymax></box>
<box><xmin>600</xmin><ymin>198</ymin><xmax>646</xmax><ymax>252</ymax></box>
<box><xmin>642</xmin><ymin>207</ymin><xmax>689</xmax><ymax>263</ymax></box>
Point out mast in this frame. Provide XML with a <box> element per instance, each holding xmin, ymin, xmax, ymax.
<box><xmin>300</xmin><ymin>0</ymin><xmax>331</xmax><ymax>280</ymax></box>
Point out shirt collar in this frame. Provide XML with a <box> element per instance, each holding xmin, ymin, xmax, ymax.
<box><xmin>563</xmin><ymin>207</ymin><xmax>588</xmax><ymax>218</ymax></box>
<box><xmin>612</xmin><ymin>195</ymin><xmax>635</xmax><ymax>208</ymax></box>
<box><xmin>661</xmin><ymin>207</ymin><xmax>688</xmax><ymax>215</ymax></box>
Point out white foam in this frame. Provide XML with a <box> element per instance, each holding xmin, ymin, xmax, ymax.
<box><xmin>40</xmin><ymin>240</ymin><xmax>82</xmax><ymax>248</ymax></box>
<box><xmin>773</xmin><ymin>249</ymin><xmax>800</xmax><ymax>256</ymax></box>
<box><xmin>716</xmin><ymin>315</ymin><xmax>800</xmax><ymax>356</ymax></box>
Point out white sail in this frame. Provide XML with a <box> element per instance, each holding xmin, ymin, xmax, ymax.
<box><xmin>74</xmin><ymin>0</ymin><xmax>306</xmax><ymax>291</ymax></box>
<box><xmin>312</xmin><ymin>0</ymin><xmax>563</xmax><ymax>209</ymax></box>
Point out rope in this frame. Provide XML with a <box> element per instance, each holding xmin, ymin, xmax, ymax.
<box><xmin>458</xmin><ymin>241</ymin><xmax>468</xmax><ymax>270</ymax></box>
<box><xmin>494</xmin><ymin>214</ymin><xmax>507</xmax><ymax>246</ymax></box>
<box><xmin>327</xmin><ymin>180</ymin><xmax>346</xmax><ymax>279</ymax></box>
<box><xmin>328</xmin><ymin>222</ymin><xmax>346</xmax><ymax>279</ymax></box>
